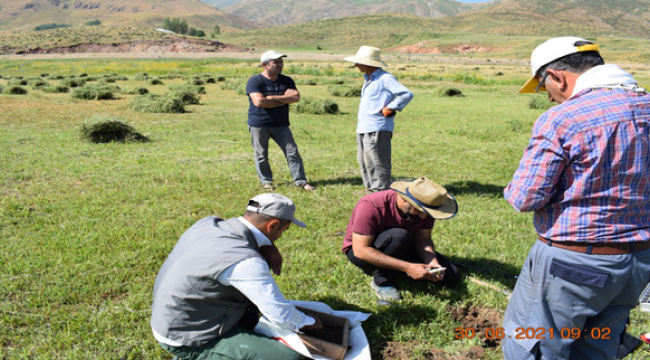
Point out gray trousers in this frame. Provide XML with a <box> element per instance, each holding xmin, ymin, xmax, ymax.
<box><xmin>249</xmin><ymin>126</ymin><xmax>307</xmax><ymax>187</ymax></box>
<box><xmin>357</xmin><ymin>131</ymin><xmax>392</xmax><ymax>191</ymax></box>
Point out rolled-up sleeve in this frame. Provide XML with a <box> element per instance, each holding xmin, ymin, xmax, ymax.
<box><xmin>384</xmin><ymin>75</ymin><xmax>413</xmax><ymax>111</ymax></box>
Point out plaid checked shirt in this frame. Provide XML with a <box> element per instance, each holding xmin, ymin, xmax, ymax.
<box><xmin>505</xmin><ymin>87</ymin><xmax>650</xmax><ymax>242</ymax></box>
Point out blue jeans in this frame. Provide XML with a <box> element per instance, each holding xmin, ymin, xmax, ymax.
<box><xmin>249</xmin><ymin>126</ymin><xmax>307</xmax><ymax>187</ymax></box>
<box><xmin>502</xmin><ymin>240</ymin><xmax>650</xmax><ymax>360</ymax></box>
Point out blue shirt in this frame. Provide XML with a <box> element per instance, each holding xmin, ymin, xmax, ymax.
<box><xmin>246</xmin><ymin>74</ymin><xmax>296</xmax><ymax>127</ymax></box>
<box><xmin>356</xmin><ymin>68</ymin><xmax>413</xmax><ymax>134</ymax></box>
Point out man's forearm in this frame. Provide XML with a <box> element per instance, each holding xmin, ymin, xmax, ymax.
<box><xmin>268</xmin><ymin>94</ymin><xmax>300</xmax><ymax>104</ymax></box>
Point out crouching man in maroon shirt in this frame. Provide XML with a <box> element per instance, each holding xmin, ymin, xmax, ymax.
<box><xmin>342</xmin><ymin>177</ymin><xmax>460</xmax><ymax>303</ymax></box>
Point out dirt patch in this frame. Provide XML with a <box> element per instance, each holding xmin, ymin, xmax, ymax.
<box><xmin>383</xmin><ymin>341</ymin><xmax>485</xmax><ymax>360</ymax></box>
<box><xmin>303</xmin><ymin>323</ymin><xmax>344</xmax><ymax>344</ymax></box>
<box><xmin>449</xmin><ymin>304</ymin><xmax>503</xmax><ymax>348</ymax></box>
<box><xmin>1</xmin><ymin>37</ymin><xmax>249</xmax><ymax>55</ymax></box>
<box><xmin>388</xmin><ymin>41</ymin><xmax>508</xmax><ymax>55</ymax></box>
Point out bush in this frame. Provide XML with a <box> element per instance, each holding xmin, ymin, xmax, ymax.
<box><xmin>328</xmin><ymin>85</ymin><xmax>361</xmax><ymax>97</ymax></box>
<box><xmin>41</xmin><ymin>85</ymin><xmax>69</xmax><ymax>93</ymax></box>
<box><xmin>438</xmin><ymin>87</ymin><xmax>465</xmax><ymax>97</ymax></box>
<box><xmin>34</xmin><ymin>23</ymin><xmax>71</xmax><ymax>31</ymax></box>
<box><xmin>121</xmin><ymin>86</ymin><xmax>149</xmax><ymax>95</ymax></box>
<box><xmin>71</xmin><ymin>86</ymin><xmax>115</xmax><ymax>100</ymax></box>
<box><xmin>294</xmin><ymin>98</ymin><xmax>339</xmax><ymax>115</ymax></box>
<box><xmin>2</xmin><ymin>86</ymin><xmax>28</xmax><ymax>95</ymax></box>
<box><xmin>85</xmin><ymin>20</ymin><xmax>101</xmax><ymax>26</ymax></box>
<box><xmin>187</xmin><ymin>78</ymin><xmax>205</xmax><ymax>86</ymax></box>
<box><xmin>61</xmin><ymin>78</ymin><xmax>86</xmax><ymax>88</ymax></box>
<box><xmin>169</xmin><ymin>85</ymin><xmax>206</xmax><ymax>95</ymax></box>
<box><xmin>131</xmin><ymin>94</ymin><xmax>185</xmax><ymax>113</ymax></box>
<box><xmin>148</xmin><ymin>79</ymin><xmax>164</xmax><ymax>86</ymax></box>
<box><xmin>80</xmin><ymin>116</ymin><xmax>149</xmax><ymax>143</ymax></box>
<box><xmin>528</xmin><ymin>95</ymin><xmax>554</xmax><ymax>110</ymax></box>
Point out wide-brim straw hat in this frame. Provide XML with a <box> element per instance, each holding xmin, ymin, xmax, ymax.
<box><xmin>344</xmin><ymin>46</ymin><xmax>388</xmax><ymax>68</ymax></box>
<box><xmin>390</xmin><ymin>177</ymin><xmax>458</xmax><ymax>220</ymax></box>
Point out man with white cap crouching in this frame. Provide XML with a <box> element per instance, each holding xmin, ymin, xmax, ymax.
<box><xmin>151</xmin><ymin>193</ymin><xmax>321</xmax><ymax>360</ymax></box>
<box><xmin>344</xmin><ymin>46</ymin><xmax>413</xmax><ymax>193</ymax></box>
<box><xmin>503</xmin><ymin>36</ymin><xmax>650</xmax><ymax>360</ymax></box>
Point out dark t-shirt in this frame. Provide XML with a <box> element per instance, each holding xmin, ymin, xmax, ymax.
<box><xmin>342</xmin><ymin>190</ymin><xmax>435</xmax><ymax>254</ymax></box>
<box><xmin>246</xmin><ymin>74</ymin><xmax>296</xmax><ymax>127</ymax></box>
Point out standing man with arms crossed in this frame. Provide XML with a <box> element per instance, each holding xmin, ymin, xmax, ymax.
<box><xmin>247</xmin><ymin>50</ymin><xmax>316</xmax><ymax>191</ymax></box>
<box><xmin>503</xmin><ymin>36</ymin><xmax>650</xmax><ymax>360</ymax></box>
<box><xmin>151</xmin><ymin>193</ymin><xmax>322</xmax><ymax>360</ymax></box>
<box><xmin>345</xmin><ymin>46</ymin><xmax>413</xmax><ymax>193</ymax></box>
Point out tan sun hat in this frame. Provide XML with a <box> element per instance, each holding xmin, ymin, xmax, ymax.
<box><xmin>519</xmin><ymin>37</ymin><xmax>600</xmax><ymax>94</ymax></box>
<box><xmin>344</xmin><ymin>46</ymin><xmax>388</xmax><ymax>68</ymax></box>
<box><xmin>390</xmin><ymin>177</ymin><xmax>458</xmax><ymax>219</ymax></box>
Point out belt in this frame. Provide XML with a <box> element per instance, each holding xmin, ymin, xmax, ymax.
<box><xmin>538</xmin><ymin>237</ymin><xmax>650</xmax><ymax>255</ymax></box>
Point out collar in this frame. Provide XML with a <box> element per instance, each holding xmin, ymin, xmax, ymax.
<box><xmin>238</xmin><ymin>217</ymin><xmax>272</xmax><ymax>247</ymax></box>
<box><xmin>572</xmin><ymin>64</ymin><xmax>638</xmax><ymax>97</ymax></box>
<box><xmin>364</xmin><ymin>68</ymin><xmax>384</xmax><ymax>81</ymax></box>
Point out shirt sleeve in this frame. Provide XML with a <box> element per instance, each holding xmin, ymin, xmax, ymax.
<box><xmin>246</xmin><ymin>76</ymin><xmax>262</xmax><ymax>96</ymax></box>
<box><xmin>383</xmin><ymin>75</ymin><xmax>413</xmax><ymax>111</ymax></box>
<box><xmin>217</xmin><ymin>257</ymin><xmax>314</xmax><ymax>331</ymax></box>
<box><xmin>350</xmin><ymin>198</ymin><xmax>381</xmax><ymax>236</ymax></box>
<box><xmin>504</xmin><ymin>111</ymin><xmax>568</xmax><ymax>212</ymax></box>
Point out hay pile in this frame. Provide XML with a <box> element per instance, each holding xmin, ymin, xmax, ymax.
<box><xmin>80</xmin><ymin>116</ymin><xmax>150</xmax><ymax>143</ymax></box>
<box><xmin>29</xmin><ymin>79</ymin><xmax>49</xmax><ymax>88</ymax></box>
<box><xmin>187</xmin><ymin>78</ymin><xmax>205</xmax><ymax>86</ymax></box>
<box><xmin>169</xmin><ymin>85</ymin><xmax>206</xmax><ymax>95</ymax></box>
<box><xmin>121</xmin><ymin>86</ymin><xmax>149</xmax><ymax>95</ymax></box>
<box><xmin>294</xmin><ymin>98</ymin><xmax>340</xmax><ymax>115</ymax></box>
<box><xmin>204</xmin><ymin>77</ymin><xmax>217</xmax><ymax>84</ymax></box>
<box><xmin>328</xmin><ymin>85</ymin><xmax>361</xmax><ymax>97</ymax></box>
<box><xmin>438</xmin><ymin>87</ymin><xmax>465</xmax><ymax>97</ymax></box>
<box><xmin>220</xmin><ymin>80</ymin><xmax>243</xmax><ymax>91</ymax></box>
<box><xmin>528</xmin><ymin>95</ymin><xmax>554</xmax><ymax>110</ymax></box>
<box><xmin>131</xmin><ymin>94</ymin><xmax>185</xmax><ymax>113</ymax></box>
<box><xmin>9</xmin><ymin>79</ymin><xmax>28</xmax><ymax>86</ymax></box>
<box><xmin>148</xmin><ymin>79</ymin><xmax>164</xmax><ymax>86</ymax></box>
<box><xmin>61</xmin><ymin>78</ymin><xmax>86</xmax><ymax>88</ymax></box>
<box><xmin>297</xmin><ymin>78</ymin><xmax>318</xmax><ymax>86</ymax></box>
<box><xmin>134</xmin><ymin>74</ymin><xmax>150</xmax><ymax>81</ymax></box>
<box><xmin>41</xmin><ymin>85</ymin><xmax>69</xmax><ymax>93</ymax></box>
<box><xmin>71</xmin><ymin>86</ymin><xmax>116</xmax><ymax>100</ymax></box>
<box><xmin>2</xmin><ymin>86</ymin><xmax>28</xmax><ymax>95</ymax></box>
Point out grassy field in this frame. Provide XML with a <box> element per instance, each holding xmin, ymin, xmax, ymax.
<box><xmin>2</xmin><ymin>57</ymin><xmax>650</xmax><ymax>360</ymax></box>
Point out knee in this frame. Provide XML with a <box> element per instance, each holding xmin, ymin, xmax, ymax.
<box><xmin>375</xmin><ymin>228</ymin><xmax>410</xmax><ymax>254</ymax></box>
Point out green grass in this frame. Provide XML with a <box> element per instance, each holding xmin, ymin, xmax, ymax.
<box><xmin>2</xmin><ymin>57</ymin><xmax>650</xmax><ymax>360</ymax></box>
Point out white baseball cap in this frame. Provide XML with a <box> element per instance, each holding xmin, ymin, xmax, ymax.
<box><xmin>260</xmin><ymin>50</ymin><xmax>287</xmax><ymax>64</ymax></box>
<box><xmin>519</xmin><ymin>37</ymin><xmax>600</xmax><ymax>94</ymax></box>
<box><xmin>247</xmin><ymin>193</ymin><xmax>306</xmax><ymax>228</ymax></box>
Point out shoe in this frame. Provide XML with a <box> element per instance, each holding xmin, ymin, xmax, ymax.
<box><xmin>354</xmin><ymin>188</ymin><xmax>373</xmax><ymax>195</ymax></box>
<box><xmin>371</xmin><ymin>280</ymin><xmax>401</xmax><ymax>302</ymax></box>
<box><xmin>301</xmin><ymin>183</ymin><xmax>316</xmax><ymax>191</ymax></box>
<box><xmin>263</xmin><ymin>183</ymin><xmax>275</xmax><ymax>191</ymax></box>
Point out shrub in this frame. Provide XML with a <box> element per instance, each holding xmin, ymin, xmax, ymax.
<box><xmin>2</xmin><ymin>86</ymin><xmax>28</xmax><ymax>95</ymax></box>
<box><xmin>85</xmin><ymin>20</ymin><xmax>101</xmax><ymax>26</ymax></box>
<box><xmin>169</xmin><ymin>85</ymin><xmax>206</xmax><ymax>95</ymax></box>
<box><xmin>131</xmin><ymin>94</ymin><xmax>185</xmax><ymax>113</ymax></box>
<box><xmin>294</xmin><ymin>98</ymin><xmax>340</xmax><ymax>115</ymax></box>
<box><xmin>41</xmin><ymin>85</ymin><xmax>69</xmax><ymax>93</ymax></box>
<box><xmin>438</xmin><ymin>87</ymin><xmax>465</xmax><ymax>97</ymax></box>
<box><xmin>71</xmin><ymin>86</ymin><xmax>115</xmax><ymax>100</ymax></box>
<box><xmin>121</xmin><ymin>86</ymin><xmax>149</xmax><ymax>95</ymax></box>
<box><xmin>61</xmin><ymin>78</ymin><xmax>86</xmax><ymax>88</ymax></box>
<box><xmin>148</xmin><ymin>79</ymin><xmax>164</xmax><ymax>86</ymax></box>
<box><xmin>79</xmin><ymin>116</ymin><xmax>149</xmax><ymax>143</ymax></box>
<box><xmin>328</xmin><ymin>85</ymin><xmax>361</xmax><ymax>97</ymax></box>
<box><xmin>34</xmin><ymin>23</ymin><xmax>71</xmax><ymax>31</ymax></box>
<box><xmin>187</xmin><ymin>78</ymin><xmax>204</xmax><ymax>86</ymax></box>
<box><xmin>528</xmin><ymin>95</ymin><xmax>554</xmax><ymax>110</ymax></box>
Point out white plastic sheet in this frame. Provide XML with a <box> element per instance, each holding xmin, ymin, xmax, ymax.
<box><xmin>254</xmin><ymin>300</ymin><xmax>372</xmax><ymax>360</ymax></box>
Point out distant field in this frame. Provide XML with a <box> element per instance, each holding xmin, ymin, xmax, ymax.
<box><xmin>2</xmin><ymin>57</ymin><xmax>650</xmax><ymax>359</ymax></box>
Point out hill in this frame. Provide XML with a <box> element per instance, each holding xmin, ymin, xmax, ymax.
<box><xmin>0</xmin><ymin>0</ymin><xmax>259</xmax><ymax>33</ymax></box>
<box><xmin>219</xmin><ymin>0</ymin><xmax>500</xmax><ymax>26</ymax></box>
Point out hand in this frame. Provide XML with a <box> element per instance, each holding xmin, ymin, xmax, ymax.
<box><xmin>405</xmin><ymin>263</ymin><xmax>432</xmax><ymax>281</ymax></box>
<box><xmin>382</xmin><ymin>107</ymin><xmax>395</xmax><ymax>117</ymax></box>
<box><xmin>259</xmin><ymin>244</ymin><xmax>283</xmax><ymax>275</ymax></box>
<box><xmin>425</xmin><ymin>266</ymin><xmax>445</xmax><ymax>283</ymax></box>
<box><xmin>300</xmin><ymin>314</ymin><xmax>323</xmax><ymax>332</ymax></box>
<box><xmin>284</xmin><ymin>88</ymin><xmax>298</xmax><ymax>96</ymax></box>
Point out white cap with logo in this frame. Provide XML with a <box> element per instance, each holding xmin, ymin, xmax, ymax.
<box><xmin>247</xmin><ymin>193</ymin><xmax>306</xmax><ymax>228</ymax></box>
<box><xmin>260</xmin><ymin>50</ymin><xmax>287</xmax><ymax>64</ymax></box>
<box><xmin>519</xmin><ymin>37</ymin><xmax>600</xmax><ymax>94</ymax></box>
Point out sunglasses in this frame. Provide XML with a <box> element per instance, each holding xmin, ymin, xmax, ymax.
<box><xmin>534</xmin><ymin>72</ymin><xmax>549</xmax><ymax>93</ymax></box>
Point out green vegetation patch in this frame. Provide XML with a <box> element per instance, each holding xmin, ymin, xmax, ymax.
<box><xmin>34</xmin><ymin>23</ymin><xmax>71</xmax><ymax>31</ymax></box>
<box><xmin>79</xmin><ymin>116</ymin><xmax>149</xmax><ymax>143</ymax></box>
<box><xmin>121</xmin><ymin>86</ymin><xmax>149</xmax><ymax>95</ymax></box>
<box><xmin>148</xmin><ymin>79</ymin><xmax>164</xmax><ymax>86</ymax></box>
<box><xmin>169</xmin><ymin>85</ymin><xmax>206</xmax><ymax>95</ymax></box>
<box><xmin>528</xmin><ymin>95</ymin><xmax>554</xmax><ymax>110</ymax></box>
<box><xmin>61</xmin><ymin>78</ymin><xmax>86</xmax><ymax>88</ymax></box>
<box><xmin>438</xmin><ymin>87</ymin><xmax>465</xmax><ymax>97</ymax></box>
<box><xmin>2</xmin><ymin>86</ymin><xmax>28</xmax><ymax>95</ymax></box>
<box><xmin>328</xmin><ymin>85</ymin><xmax>361</xmax><ymax>97</ymax></box>
<box><xmin>131</xmin><ymin>94</ymin><xmax>185</xmax><ymax>114</ymax></box>
<box><xmin>41</xmin><ymin>85</ymin><xmax>70</xmax><ymax>94</ymax></box>
<box><xmin>71</xmin><ymin>86</ymin><xmax>116</xmax><ymax>100</ymax></box>
<box><xmin>294</xmin><ymin>98</ymin><xmax>340</xmax><ymax>115</ymax></box>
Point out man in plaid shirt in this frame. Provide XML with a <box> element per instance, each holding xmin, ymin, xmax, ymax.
<box><xmin>502</xmin><ymin>37</ymin><xmax>650</xmax><ymax>360</ymax></box>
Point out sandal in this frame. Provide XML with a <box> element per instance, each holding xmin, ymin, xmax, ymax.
<box><xmin>301</xmin><ymin>183</ymin><xmax>316</xmax><ymax>191</ymax></box>
<box><xmin>263</xmin><ymin>183</ymin><xmax>275</xmax><ymax>191</ymax></box>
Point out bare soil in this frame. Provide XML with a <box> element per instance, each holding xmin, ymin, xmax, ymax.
<box><xmin>0</xmin><ymin>37</ymin><xmax>249</xmax><ymax>56</ymax></box>
<box><xmin>449</xmin><ymin>304</ymin><xmax>503</xmax><ymax>348</ymax></box>
<box><xmin>303</xmin><ymin>323</ymin><xmax>344</xmax><ymax>345</ymax></box>
<box><xmin>388</xmin><ymin>41</ymin><xmax>508</xmax><ymax>55</ymax></box>
<box><xmin>383</xmin><ymin>341</ymin><xmax>486</xmax><ymax>360</ymax></box>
